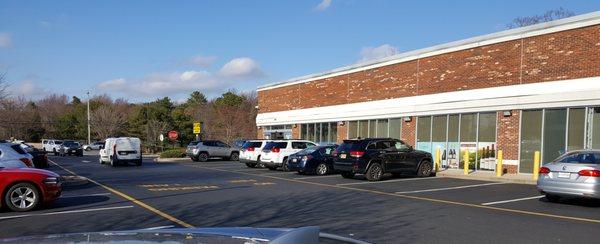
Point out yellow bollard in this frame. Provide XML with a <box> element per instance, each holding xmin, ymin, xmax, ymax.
<box><xmin>496</xmin><ymin>150</ymin><xmax>503</xmax><ymax>177</ymax></box>
<box><xmin>463</xmin><ymin>150</ymin><xmax>469</xmax><ymax>175</ymax></box>
<box><xmin>435</xmin><ymin>148</ymin><xmax>441</xmax><ymax>172</ymax></box>
<box><xmin>533</xmin><ymin>151</ymin><xmax>540</xmax><ymax>180</ymax></box>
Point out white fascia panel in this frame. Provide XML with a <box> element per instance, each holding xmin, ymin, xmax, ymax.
<box><xmin>256</xmin><ymin>77</ymin><xmax>600</xmax><ymax>126</ymax></box>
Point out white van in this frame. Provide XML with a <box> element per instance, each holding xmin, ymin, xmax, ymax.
<box><xmin>99</xmin><ymin>137</ymin><xmax>142</xmax><ymax>167</ymax></box>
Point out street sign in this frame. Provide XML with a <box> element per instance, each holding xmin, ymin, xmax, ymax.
<box><xmin>168</xmin><ymin>130</ymin><xmax>178</xmax><ymax>141</ymax></box>
<box><xmin>193</xmin><ymin>122</ymin><xmax>201</xmax><ymax>134</ymax></box>
<box><xmin>159</xmin><ymin>134</ymin><xmax>164</xmax><ymax>142</ymax></box>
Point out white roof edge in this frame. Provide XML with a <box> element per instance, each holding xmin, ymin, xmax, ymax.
<box><xmin>257</xmin><ymin>11</ymin><xmax>600</xmax><ymax>91</ymax></box>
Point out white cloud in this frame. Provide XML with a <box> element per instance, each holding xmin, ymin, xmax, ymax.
<box><xmin>9</xmin><ymin>79</ymin><xmax>50</xmax><ymax>100</ymax></box>
<box><xmin>188</xmin><ymin>54</ymin><xmax>217</xmax><ymax>67</ymax></box>
<box><xmin>218</xmin><ymin>57</ymin><xmax>263</xmax><ymax>78</ymax></box>
<box><xmin>97</xmin><ymin>57</ymin><xmax>264</xmax><ymax>98</ymax></box>
<box><xmin>359</xmin><ymin>44</ymin><xmax>399</xmax><ymax>62</ymax></box>
<box><xmin>315</xmin><ymin>0</ymin><xmax>332</xmax><ymax>11</ymax></box>
<box><xmin>0</xmin><ymin>33</ymin><xmax>11</xmax><ymax>48</ymax></box>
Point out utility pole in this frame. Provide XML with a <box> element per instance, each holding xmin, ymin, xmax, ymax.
<box><xmin>87</xmin><ymin>91</ymin><xmax>91</xmax><ymax>145</ymax></box>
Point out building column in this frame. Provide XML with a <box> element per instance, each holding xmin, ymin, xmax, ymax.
<box><xmin>337</xmin><ymin>122</ymin><xmax>347</xmax><ymax>143</ymax></box>
<box><xmin>496</xmin><ymin>110</ymin><xmax>520</xmax><ymax>174</ymax></box>
<box><xmin>292</xmin><ymin>124</ymin><xmax>300</xmax><ymax>139</ymax></box>
<box><xmin>257</xmin><ymin>127</ymin><xmax>264</xmax><ymax>139</ymax></box>
<box><xmin>401</xmin><ymin>117</ymin><xmax>416</xmax><ymax>147</ymax></box>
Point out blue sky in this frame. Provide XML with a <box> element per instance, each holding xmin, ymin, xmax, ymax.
<box><xmin>0</xmin><ymin>0</ymin><xmax>598</xmax><ymax>103</ymax></box>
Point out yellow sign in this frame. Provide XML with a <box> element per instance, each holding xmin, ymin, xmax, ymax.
<box><xmin>193</xmin><ymin>122</ymin><xmax>201</xmax><ymax>134</ymax></box>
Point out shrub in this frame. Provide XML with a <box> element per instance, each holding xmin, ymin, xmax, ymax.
<box><xmin>160</xmin><ymin>148</ymin><xmax>186</xmax><ymax>158</ymax></box>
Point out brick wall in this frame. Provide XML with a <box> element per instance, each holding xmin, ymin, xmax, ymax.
<box><xmin>257</xmin><ymin>127</ymin><xmax>264</xmax><ymax>139</ymax></box>
<box><xmin>496</xmin><ymin>110</ymin><xmax>520</xmax><ymax>160</ymax></box>
<box><xmin>401</xmin><ymin>117</ymin><xmax>416</xmax><ymax>147</ymax></box>
<box><xmin>257</xmin><ymin>25</ymin><xmax>600</xmax><ymax>113</ymax></box>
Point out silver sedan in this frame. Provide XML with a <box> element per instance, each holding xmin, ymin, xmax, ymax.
<box><xmin>537</xmin><ymin>150</ymin><xmax>600</xmax><ymax>202</ymax></box>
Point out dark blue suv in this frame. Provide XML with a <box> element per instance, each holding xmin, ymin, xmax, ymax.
<box><xmin>333</xmin><ymin>138</ymin><xmax>434</xmax><ymax>181</ymax></box>
<box><xmin>287</xmin><ymin>145</ymin><xmax>338</xmax><ymax>175</ymax></box>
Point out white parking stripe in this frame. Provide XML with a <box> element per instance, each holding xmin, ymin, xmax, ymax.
<box><xmin>60</xmin><ymin>193</ymin><xmax>112</xmax><ymax>198</ymax></box>
<box><xmin>139</xmin><ymin>225</ymin><xmax>175</xmax><ymax>230</ymax></box>
<box><xmin>481</xmin><ymin>196</ymin><xmax>544</xmax><ymax>206</ymax></box>
<box><xmin>294</xmin><ymin>175</ymin><xmax>341</xmax><ymax>180</ymax></box>
<box><xmin>395</xmin><ymin>182</ymin><xmax>507</xmax><ymax>194</ymax></box>
<box><xmin>81</xmin><ymin>160</ymin><xmax>91</xmax><ymax>163</ymax></box>
<box><xmin>0</xmin><ymin>205</ymin><xmax>134</xmax><ymax>220</ymax></box>
<box><xmin>337</xmin><ymin>177</ymin><xmax>442</xmax><ymax>186</ymax></box>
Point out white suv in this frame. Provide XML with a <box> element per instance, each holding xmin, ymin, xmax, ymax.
<box><xmin>239</xmin><ymin>140</ymin><xmax>271</xmax><ymax>168</ymax></box>
<box><xmin>260</xmin><ymin>140</ymin><xmax>317</xmax><ymax>170</ymax></box>
<box><xmin>42</xmin><ymin>139</ymin><xmax>63</xmax><ymax>155</ymax></box>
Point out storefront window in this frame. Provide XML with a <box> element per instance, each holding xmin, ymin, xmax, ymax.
<box><xmin>358</xmin><ymin>120</ymin><xmax>369</xmax><ymax>138</ymax></box>
<box><xmin>389</xmin><ymin>118</ymin><xmax>402</xmax><ymax>140</ymax></box>
<box><xmin>330</xmin><ymin>123</ymin><xmax>338</xmax><ymax>144</ymax></box>
<box><xmin>431</xmin><ymin>115</ymin><xmax>447</xmax><ymax>166</ymax></box>
<box><xmin>369</xmin><ymin>120</ymin><xmax>376</xmax><ymax>137</ymax></box>
<box><xmin>348</xmin><ymin>121</ymin><xmax>357</xmax><ymax>139</ymax></box>
<box><xmin>301</xmin><ymin>124</ymin><xmax>307</xmax><ymax>140</ymax></box>
<box><xmin>307</xmin><ymin>123</ymin><xmax>315</xmax><ymax>142</ymax></box>
<box><xmin>520</xmin><ymin>110</ymin><xmax>542</xmax><ymax>174</ymax></box>
<box><xmin>460</xmin><ymin>113</ymin><xmax>477</xmax><ymax>170</ymax></box>
<box><xmin>447</xmin><ymin>115</ymin><xmax>460</xmax><ymax>168</ymax></box>
<box><xmin>543</xmin><ymin>109</ymin><xmax>566</xmax><ymax>162</ymax></box>
<box><xmin>377</xmin><ymin>119</ymin><xmax>388</xmax><ymax>137</ymax></box>
<box><xmin>567</xmin><ymin>108</ymin><xmax>585</xmax><ymax>151</ymax></box>
<box><xmin>322</xmin><ymin>123</ymin><xmax>330</xmax><ymax>143</ymax></box>
<box><xmin>593</xmin><ymin>108</ymin><xmax>600</xmax><ymax>149</ymax></box>
<box><xmin>417</xmin><ymin>116</ymin><xmax>432</xmax><ymax>153</ymax></box>
<box><xmin>478</xmin><ymin>112</ymin><xmax>496</xmax><ymax>170</ymax></box>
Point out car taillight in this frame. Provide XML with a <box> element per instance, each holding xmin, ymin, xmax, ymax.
<box><xmin>302</xmin><ymin>155</ymin><xmax>313</xmax><ymax>161</ymax></box>
<box><xmin>332</xmin><ymin>150</ymin><xmax>338</xmax><ymax>157</ymax></box>
<box><xmin>271</xmin><ymin>147</ymin><xmax>280</xmax><ymax>153</ymax></box>
<box><xmin>578</xmin><ymin>169</ymin><xmax>600</xmax><ymax>177</ymax></box>
<box><xmin>350</xmin><ymin>151</ymin><xmax>365</xmax><ymax>158</ymax></box>
<box><xmin>20</xmin><ymin>158</ymin><xmax>33</xmax><ymax>167</ymax></box>
<box><xmin>538</xmin><ymin>167</ymin><xmax>550</xmax><ymax>174</ymax></box>
<box><xmin>247</xmin><ymin>147</ymin><xmax>255</xmax><ymax>152</ymax></box>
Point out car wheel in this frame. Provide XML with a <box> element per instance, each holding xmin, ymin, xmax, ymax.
<box><xmin>198</xmin><ymin>153</ymin><xmax>209</xmax><ymax>162</ymax></box>
<box><xmin>245</xmin><ymin>162</ymin><xmax>257</xmax><ymax>168</ymax></box>
<box><xmin>316</xmin><ymin>163</ymin><xmax>329</xmax><ymax>175</ymax></box>
<box><xmin>256</xmin><ymin>156</ymin><xmax>264</xmax><ymax>168</ymax></box>
<box><xmin>85</xmin><ymin>147</ymin><xmax>91</xmax><ymax>151</ymax></box>
<box><xmin>366</xmin><ymin>162</ymin><xmax>384</xmax><ymax>181</ymax></box>
<box><xmin>416</xmin><ymin>161</ymin><xmax>433</xmax><ymax>177</ymax></box>
<box><xmin>341</xmin><ymin>172</ymin><xmax>355</xmax><ymax>179</ymax></box>
<box><xmin>53</xmin><ymin>149</ymin><xmax>58</xmax><ymax>156</ymax></box>
<box><xmin>5</xmin><ymin>183</ymin><xmax>40</xmax><ymax>212</ymax></box>
<box><xmin>282</xmin><ymin>158</ymin><xmax>289</xmax><ymax>172</ymax></box>
<box><xmin>545</xmin><ymin>194</ymin><xmax>560</xmax><ymax>203</ymax></box>
<box><xmin>229</xmin><ymin>152</ymin><xmax>239</xmax><ymax>161</ymax></box>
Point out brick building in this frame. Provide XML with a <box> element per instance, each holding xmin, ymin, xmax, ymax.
<box><xmin>255</xmin><ymin>12</ymin><xmax>600</xmax><ymax>174</ymax></box>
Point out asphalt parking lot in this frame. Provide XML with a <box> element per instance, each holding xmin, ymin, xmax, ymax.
<box><xmin>1</xmin><ymin>153</ymin><xmax>598</xmax><ymax>243</ymax></box>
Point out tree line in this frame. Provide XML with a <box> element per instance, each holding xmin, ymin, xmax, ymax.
<box><xmin>0</xmin><ymin>85</ymin><xmax>258</xmax><ymax>151</ymax></box>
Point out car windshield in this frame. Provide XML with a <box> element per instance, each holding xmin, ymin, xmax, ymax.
<box><xmin>55</xmin><ymin>141</ymin><xmax>63</xmax><ymax>145</ymax></box>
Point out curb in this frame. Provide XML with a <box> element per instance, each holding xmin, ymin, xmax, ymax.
<box><xmin>61</xmin><ymin>175</ymin><xmax>90</xmax><ymax>186</ymax></box>
<box><xmin>436</xmin><ymin>172</ymin><xmax>536</xmax><ymax>185</ymax></box>
<box><xmin>154</xmin><ymin>158</ymin><xmax>191</xmax><ymax>163</ymax></box>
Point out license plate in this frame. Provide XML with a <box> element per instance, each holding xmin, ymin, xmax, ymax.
<box><xmin>557</xmin><ymin>172</ymin><xmax>570</xmax><ymax>178</ymax></box>
<box><xmin>340</xmin><ymin>154</ymin><xmax>347</xmax><ymax>159</ymax></box>
<box><xmin>292</xmin><ymin>158</ymin><xmax>297</xmax><ymax>162</ymax></box>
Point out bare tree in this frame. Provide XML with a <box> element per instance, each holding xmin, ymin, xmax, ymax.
<box><xmin>90</xmin><ymin>104</ymin><xmax>127</xmax><ymax>139</ymax></box>
<box><xmin>507</xmin><ymin>8</ymin><xmax>575</xmax><ymax>29</ymax></box>
<box><xmin>0</xmin><ymin>72</ymin><xmax>9</xmax><ymax>101</ymax></box>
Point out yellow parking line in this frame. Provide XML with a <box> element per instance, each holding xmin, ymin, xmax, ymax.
<box><xmin>49</xmin><ymin>160</ymin><xmax>195</xmax><ymax>228</ymax></box>
<box><xmin>190</xmin><ymin>165</ymin><xmax>600</xmax><ymax>224</ymax></box>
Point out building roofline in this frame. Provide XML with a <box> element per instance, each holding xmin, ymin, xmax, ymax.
<box><xmin>257</xmin><ymin>11</ymin><xmax>600</xmax><ymax>91</ymax></box>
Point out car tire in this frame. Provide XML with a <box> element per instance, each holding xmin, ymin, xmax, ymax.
<box><xmin>245</xmin><ymin>162</ymin><xmax>257</xmax><ymax>168</ymax></box>
<box><xmin>267</xmin><ymin>166</ymin><xmax>277</xmax><ymax>171</ymax></box>
<box><xmin>365</xmin><ymin>162</ymin><xmax>384</xmax><ymax>181</ymax></box>
<box><xmin>85</xmin><ymin>147</ymin><xmax>91</xmax><ymax>151</ymax></box>
<box><xmin>341</xmin><ymin>172</ymin><xmax>355</xmax><ymax>179</ymax></box>
<box><xmin>4</xmin><ymin>183</ymin><xmax>40</xmax><ymax>212</ymax></box>
<box><xmin>545</xmin><ymin>194</ymin><xmax>560</xmax><ymax>203</ymax></box>
<box><xmin>198</xmin><ymin>152</ymin><xmax>209</xmax><ymax>162</ymax></box>
<box><xmin>282</xmin><ymin>158</ymin><xmax>289</xmax><ymax>172</ymax></box>
<box><xmin>229</xmin><ymin>152</ymin><xmax>239</xmax><ymax>161</ymax></box>
<box><xmin>256</xmin><ymin>156</ymin><xmax>264</xmax><ymax>168</ymax></box>
<box><xmin>316</xmin><ymin>163</ymin><xmax>329</xmax><ymax>176</ymax></box>
<box><xmin>416</xmin><ymin>161</ymin><xmax>433</xmax><ymax>177</ymax></box>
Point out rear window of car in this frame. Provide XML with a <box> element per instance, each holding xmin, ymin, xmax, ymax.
<box><xmin>263</xmin><ymin>142</ymin><xmax>287</xmax><ymax>150</ymax></box>
<box><xmin>10</xmin><ymin>144</ymin><xmax>28</xmax><ymax>154</ymax></box>
<box><xmin>337</xmin><ymin>140</ymin><xmax>366</xmax><ymax>152</ymax></box>
<box><xmin>555</xmin><ymin>152</ymin><xmax>600</xmax><ymax>164</ymax></box>
<box><xmin>242</xmin><ymin>141</ymin><xmax>263</xmax><ymax>149</ymax></box>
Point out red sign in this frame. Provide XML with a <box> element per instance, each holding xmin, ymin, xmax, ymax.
<box><xmin>167</xmin><ymin>130</ymin><xmax>179</xmax><ymax>141</ymax></box>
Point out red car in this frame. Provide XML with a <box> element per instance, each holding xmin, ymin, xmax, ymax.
<box><xmin>0</xmin><ymin>168</ymin><xmax>62</xmax><ymax>212</ymax></box>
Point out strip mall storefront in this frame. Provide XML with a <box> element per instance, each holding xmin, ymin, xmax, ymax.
<box><xmin>255</xmin><ymin>12</ymin><xmax>600</xmax><ymax>175</ymax></box>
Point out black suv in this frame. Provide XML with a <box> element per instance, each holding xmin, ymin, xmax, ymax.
<box><xmin>333</xmin><ymin>138</ymin><xmax>434</xmax><ymax>181</ymax></box>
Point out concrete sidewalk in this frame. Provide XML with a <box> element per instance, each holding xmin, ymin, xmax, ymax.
<box><xmin>436</xmin><ymin>169</ymin><xmax>536</xmax><ymax>185</ymax></box>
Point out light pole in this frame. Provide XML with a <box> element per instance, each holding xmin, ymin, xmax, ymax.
<box><xmin>86</xmin><ymin>91</ymin><xmax>91</xmax><ymax>145</ymax></box>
